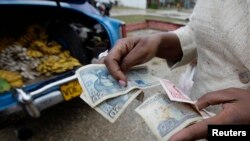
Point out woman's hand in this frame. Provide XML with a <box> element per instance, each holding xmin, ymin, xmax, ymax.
<box><xmin>169</xmin><ymin>88</ymin><xmax>250</xmax><ymax>141</ymax></box>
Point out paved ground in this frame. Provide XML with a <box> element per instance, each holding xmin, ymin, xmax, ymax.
<box><xmin>0</xmin><ymin>8</ymin><xmax>190</xmax><ymax>141</ymax></box>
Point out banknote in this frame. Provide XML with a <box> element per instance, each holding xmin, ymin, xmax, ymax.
<box><xmin>76</xmin><ymin>64</ymin><xmax>159</xmax><ymax>107</ymax></box>
<box><xmin>159</xmin><ymin>78</ymin><xmax>215</xmax><ymax>118</ymax></box>
<box><xmin>158</xmin><ymin>78</ymin><xmax>194</xmax><ymax>104</ymax></box>
<box><xmin>135</xmin><ymin>93</ymin><xmax>202</xmax><ymax>141</ymax></box>
<box><xmin>94</xmin><ymin>89</ymin><xmax>142</xmax><ymax>123</ymax></box>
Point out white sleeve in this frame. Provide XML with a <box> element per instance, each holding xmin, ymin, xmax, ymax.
<box><xmin>169</xmin><ymin>25</ymin><xmax>197</xmax><ymax>69</ymax></box>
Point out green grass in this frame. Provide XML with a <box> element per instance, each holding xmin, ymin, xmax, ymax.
<box><xmin>112</xmin><ymin>15</ymin><xmax>187</xmax><ymax>25</ymax></box>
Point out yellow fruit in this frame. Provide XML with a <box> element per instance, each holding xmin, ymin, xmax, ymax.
<box><xmin>0</xmin><ymin>70</ymin><xmax>24</xmax><ymax>88</ymax></box>
<box><xmin>27</xmin><ymin>49</ymin><xmax>43</xmax><ymax>58</ymax></box>
<box><xmin>9</xmin><ymin>80</ymin><xmax>24</xmax><ymax>88</ymax></box>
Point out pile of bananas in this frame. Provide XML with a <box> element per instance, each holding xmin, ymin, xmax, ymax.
<box><xmin>26</xmin><ymin>49</ymin><xmax>43</xmax><ymax>58</ymax></box>
<box><xmin>0</xmin><ymin>24</ymin><xmax>82</xmax><ymax>90</ymax></box>
<box><xmin>29</xmin><ymin>40</ymin><xmax>61</xmax><ymax>55</ymax></box>
<box><xmin>37</xmin><ymin>51</ymin><xmax>81</xmax><ymax>76</ymax></box>
<box><xmin>18</xmin><ymin>24</ymin><xmax>48</xmax><ymax>47</ymax></box>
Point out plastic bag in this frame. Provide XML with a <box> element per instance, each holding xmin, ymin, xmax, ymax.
<box><xmin>177</xmin><ymin>64</ymin><xmax>196</xmax><ymax>97</ymax></box>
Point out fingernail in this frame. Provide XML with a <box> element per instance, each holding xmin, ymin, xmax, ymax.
<box><xmin>119</xmin><ymin>80</ymin><xmax>127</xmax><ymax>87</ymax></box>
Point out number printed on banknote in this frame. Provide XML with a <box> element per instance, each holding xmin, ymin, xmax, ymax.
<box><xmin>135</xmin><ymin>93</ymin><xmax>202</xmax><ymax>141</ymax></box>
<box><xmin>94</xmin><ymin>89</ymin><xmax>142</xmax><ymax>123</ymax></box>
<box><xmin>76</xmin><ymin>64</ymin><xmax>159</xmax><ymax>107</ymax></box>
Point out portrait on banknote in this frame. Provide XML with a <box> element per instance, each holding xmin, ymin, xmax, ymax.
<box><xmin>136</xmin><ymin>93</ymin><xmax>202</xmax><ymax>141</ymax></box>
<box><xmin>94</xmin><ymin>69</ymin><xmax>121</xmax><ymax>93</ymax></box>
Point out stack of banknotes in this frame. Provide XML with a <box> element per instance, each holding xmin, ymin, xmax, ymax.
<box><xmin>136</xmin><ymin>78</ymin><xmax>215</xmax><ymax>141</ymax></box>
<box><xmin>76</xmin><ymin>64</ymin><xmax>214</xmax><ymax>140</ymax></box>
<box><xmin>76</xmin><ymin>64</ymin><xmax>159</xmax><ymax>123</ymax></box>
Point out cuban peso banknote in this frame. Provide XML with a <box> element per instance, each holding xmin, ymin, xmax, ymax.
<box><xmin>135</xmin><ymin>93</ymin><xmax>202</xmax><ymax>141</ymax></box>
<box><xmin>94</xmin><ymin>89</ymin><xmax>142</xmax><ymax>123</ymax></box>
<box><xmin>76</xmin><ymin>64</ymin><xmax>159</xmax><ymax>107</ymax></box>
<box><xmin>80</xmin><ymin>88</ymin><xmax>143</xmax><ymax>123</ymax></box>
<box><xmin>158</xmin><ymin>78</ymin><xmax>215</xmax><ymax>118</ymax></box>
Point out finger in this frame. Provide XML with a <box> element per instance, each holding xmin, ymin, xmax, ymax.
<box><xmin>104</xmin><ymin>39</ymin><xmax>137</xmax><ymax>82</ymax></box>
<box><xmin>169</xmin><ymin>120</ymin><xmax>207</xmax><ymax>141</ymax></box>
<box><xmin>196</xmin><ymin>90</ymin><xmax>235</xmax><ymax>110</ymax></box>
<box><xmin>120</xmin><ymin>45</ymin><xmax>147</xmax><ymax>72</ymax></box>
<box><xmin>169</xmin><ymin>111</ymin><xmax>231</xmax><ymax>141</ymax></box>
<box><xmin>104</xmin><ymin>48</ymin><xmax>127</xmax><ymax>82</ymax></box>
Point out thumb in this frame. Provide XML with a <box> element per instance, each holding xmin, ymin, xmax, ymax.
<box><xmin>169</xmin><ymin>110</ymin><xmax>231</xmax><ymax>141</ymax></box>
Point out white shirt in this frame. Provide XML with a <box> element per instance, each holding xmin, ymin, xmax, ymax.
<box><xmin>173</xmin><ymin>0</ymin><xmax>250</xmax><ymax>102</ymax></box>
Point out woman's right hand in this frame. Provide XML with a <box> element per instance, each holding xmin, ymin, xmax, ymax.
<box><xmin>104</xmin><ymin>35</ymin><xmax>162</xmax><ymax>85</ymax></box>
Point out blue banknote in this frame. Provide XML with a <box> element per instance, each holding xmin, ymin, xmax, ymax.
<box><xmin>95</xmin><ymin>89</ymin><xmax>142</xmax><ymax>123</ymax></box>
<box><xmin>135</xmin><ymin>93</ymin><xmax>202</xmax><ymax>141</ymax></box>
<box><xmin>76</xmin><ymin>64</ymin><xmax>158</xmax><ymax>107</ymax></box>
